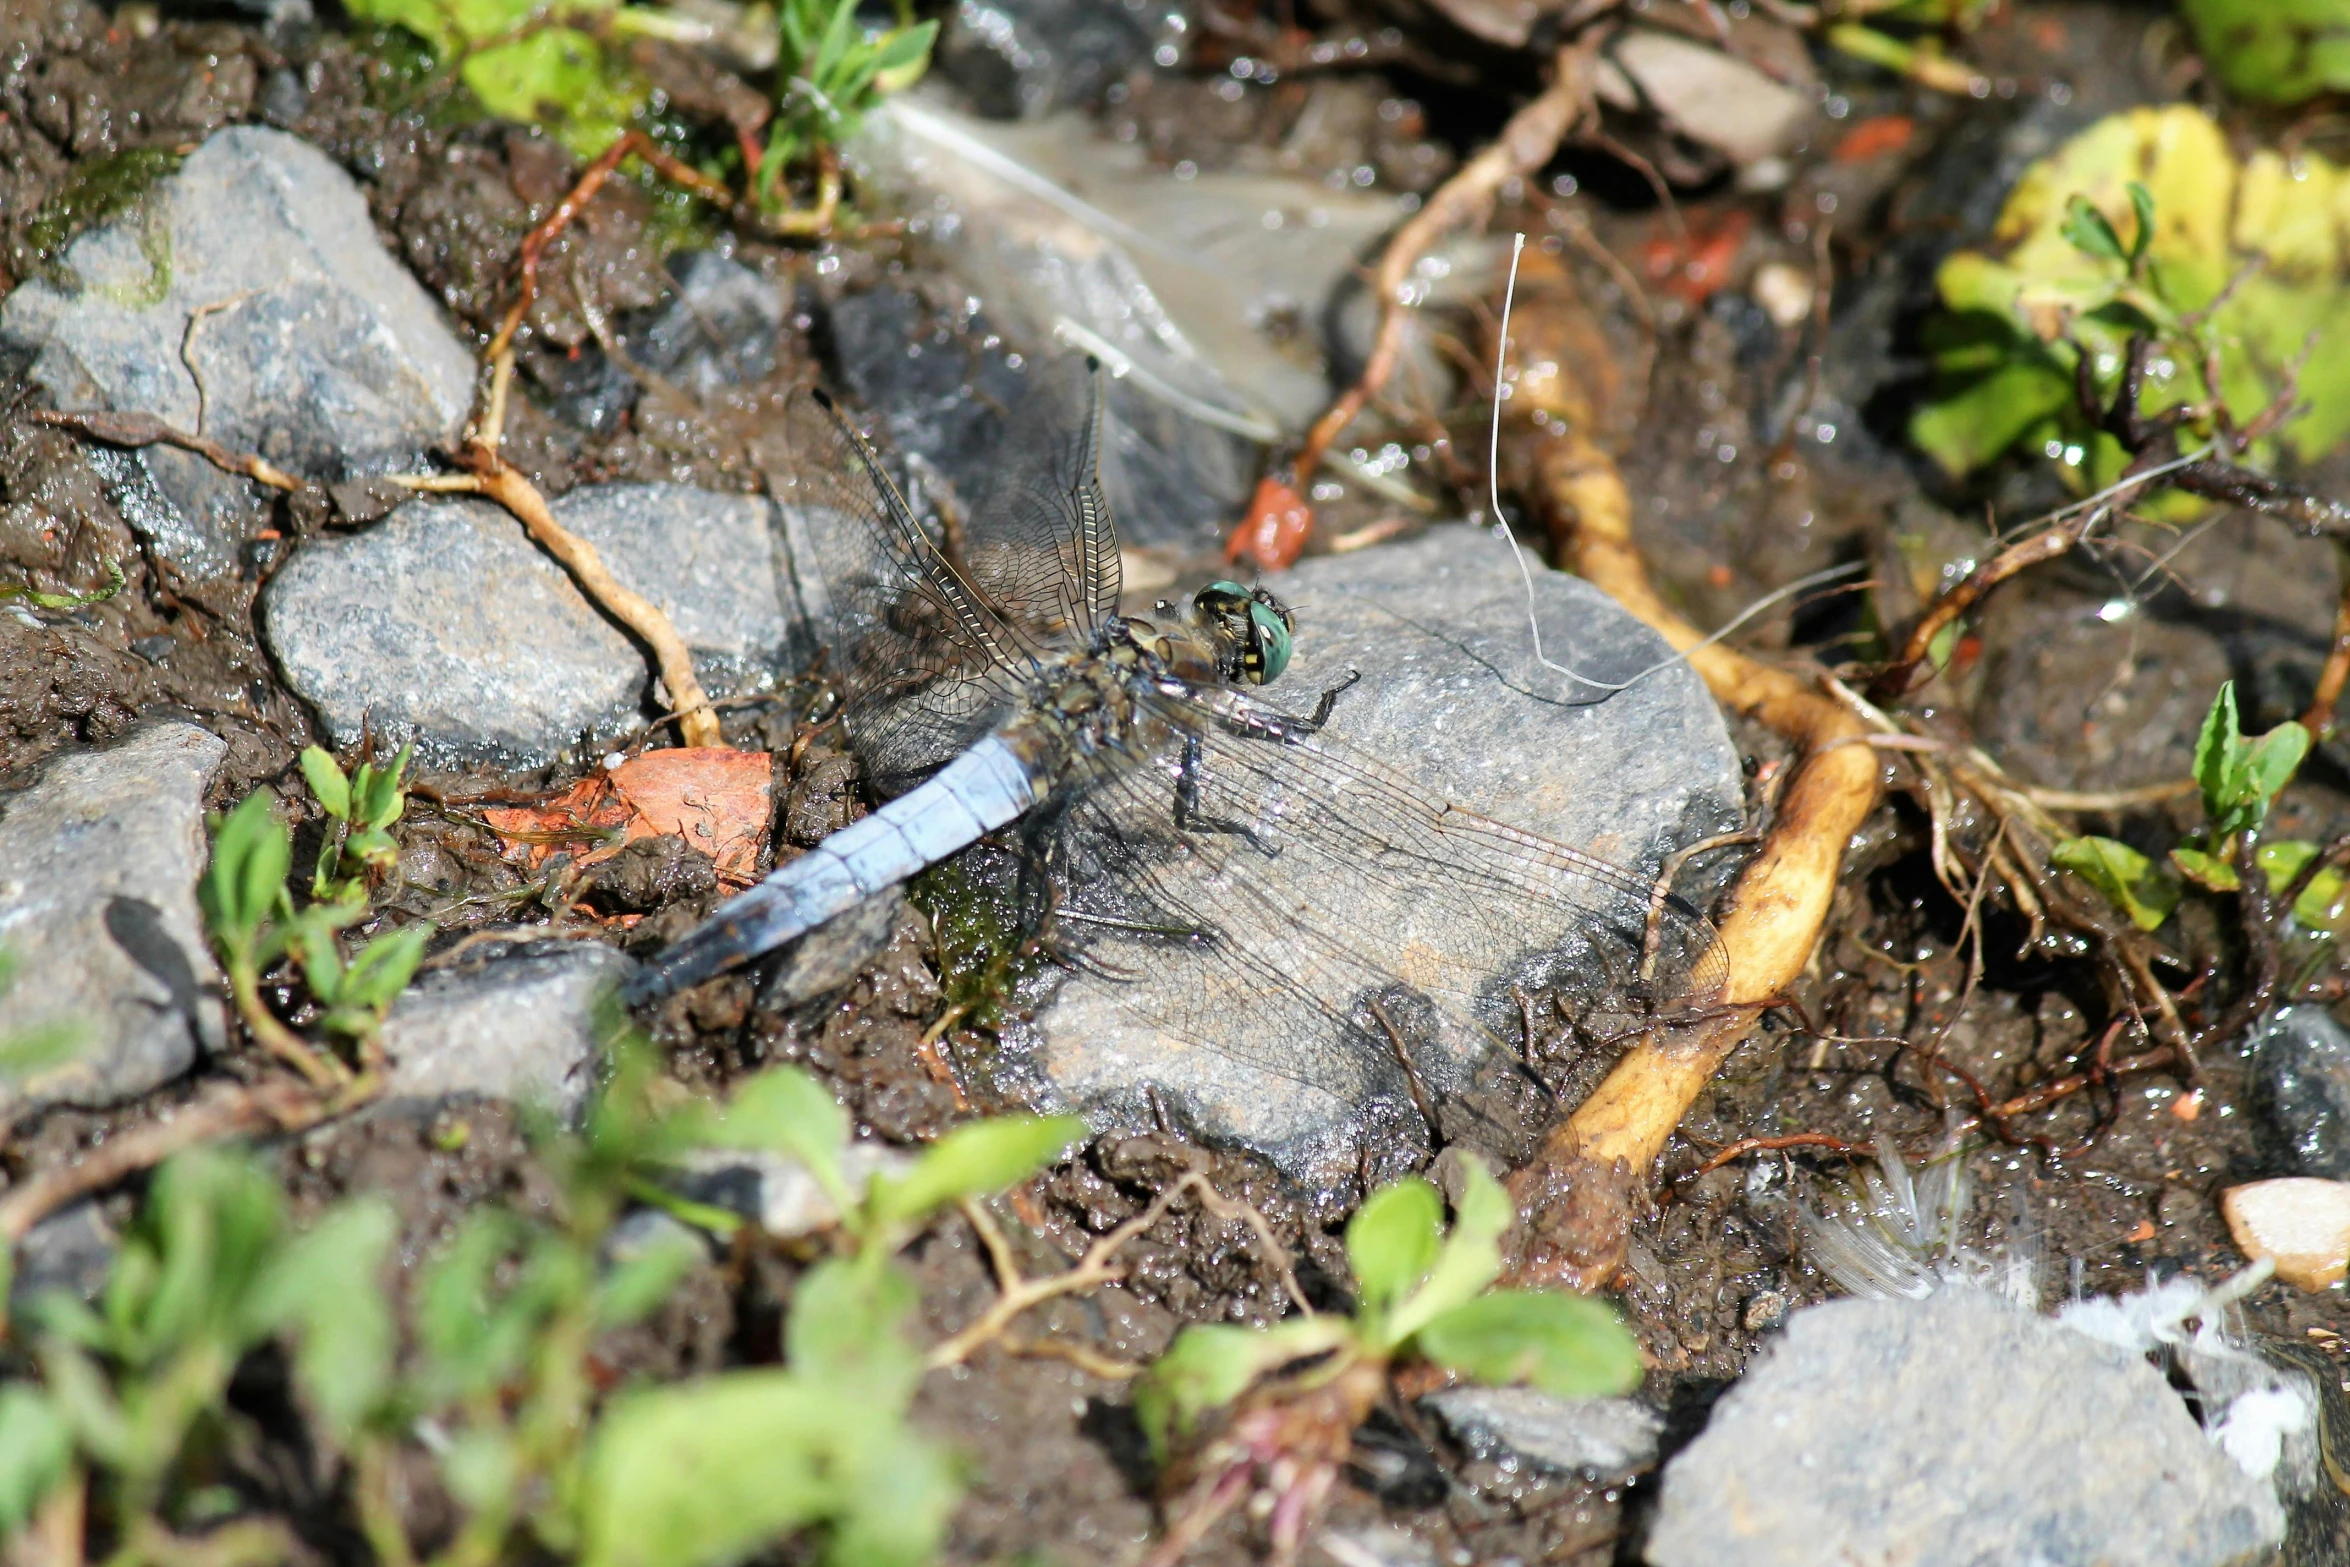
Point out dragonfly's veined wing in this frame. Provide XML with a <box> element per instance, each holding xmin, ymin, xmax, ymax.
<box><xmin>775</xmin><ymin>369</ymin><xmax>1118</xmax><ymax>796</ymax></box>
<box><xmin>1036</xmin><ymin>681</ymin><xmax>1730</xmax><ymax>1102</ymax></box>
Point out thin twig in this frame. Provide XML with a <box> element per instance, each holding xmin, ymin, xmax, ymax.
<box><xmin>0</xmin><ymin>1079</ymin><xmax>336</xmax><ymax>1243</ymax></box>
<box><xmin>30</xmin><ymin>409</ymin><xmax>301</xmax><ymax>492</ymax></box>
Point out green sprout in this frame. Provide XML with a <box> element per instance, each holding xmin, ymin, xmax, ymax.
<box><xmin>757</xmin><ymin>0</ymin><xmax>936</xmax><ymax>214</ymax></box>
<box><xmin>199</xmin><ymin>790</ymin><xmax>427</xmax><ymax>1087</ymax></box>
<box><xmin>0</xmin><ymin>559</ymin><xmax>126</xmax><ymax>612</ymax></box>
<box><xmin>301</xmin><ymin>742</ymin><xmax>413</xmax><ymax>903</ymax></box>
<box><xmin>2054</xmin><ymin>680</ymin><xmax>2345</xmax><ymax>935</ymax></box>
<box><xmin>1133</xmin><ymin>1158</ymin><xmax>1640</xmax><ymax>1556</ymax></box>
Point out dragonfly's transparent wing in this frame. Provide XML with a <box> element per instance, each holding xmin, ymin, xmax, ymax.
<box><xmin>953</xmin><ymin>363</ymin><xmax>1121</xmax><ymax>641</ymax></box>
<box><xmin>778</xmin><ymin>389</ymin><xmax>1039</xmax><ymax>794</ymax></box>
<box><xmin>1041</xmin><ymin>685</ymin><xmax>1728</xmax><ymax>1100</ymax></box>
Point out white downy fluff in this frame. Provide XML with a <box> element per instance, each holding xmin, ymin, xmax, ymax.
<box><xmin>1800</xmin><ymin>1142</ymin><xmax>2315</xmax><ymax>1493</ymax></box>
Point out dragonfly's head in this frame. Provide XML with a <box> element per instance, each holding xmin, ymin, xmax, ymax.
<box><xmin>1190</xmin><ymin>580</ymin><xmax>1296</xmax><ymax>685</ymax></box>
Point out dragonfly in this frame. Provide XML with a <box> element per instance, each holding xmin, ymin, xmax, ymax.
<box><xmin>623</xmin><ymin>368</ymin><xmax>1726</xmax><ymax>1108</ymax></box>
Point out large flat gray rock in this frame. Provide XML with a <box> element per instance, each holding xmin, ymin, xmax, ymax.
<box><xmin>1035</xmin><ymin>529</ymin><xmax>1743</xmax><ymax>1186</ymax></box>
<box><xmin>0</xmin><ymin>723</ymin><xmax>228</xmax><ymax>1114</ymax></box>
<box><xmin>379</xmin><ymin>939</ymin><xmax>638</xmax><ymax>1118</ymax></box>
<box><xmin>261</xmin><ymin>483</ymin><xmax>800</xmax><ymax>764</ymax></box>
<box><xmin>1647</xmin><ymin>1287</ymin><xmax>2282</xmax><ymax>1567</ymax></box>
<box><xmin>0</xmin><ymin>127</ymin><xmax>477</xmax><ymax>581</ymax></box>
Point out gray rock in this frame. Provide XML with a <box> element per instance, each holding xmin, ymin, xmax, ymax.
<box><xmin>1035</xmin><ymin>529</ymin><xmax>1744</xmax><ymax>1188</ymax></box>
<box><xmin>629</xmin><ymin>250</ymin><xmax>784</xmax><ymax>399</ymax></box>
<box><xmin>661</xmin><ymin>1140</ymin><xmax>914</xmax><ymax>1238</ymax></box>
<box><xmin>0</xmin><ymin>127</ymin><xmax>475</xmax><ymax>581</ymax></box>
<box><xmin>10</xmin><ymin>1200</ymin><xmax>120</xmax><ymax>1310</ymax></box>
<box><xmin>378</xmin><ymin>939</ymin><xmax>638</xmax><ymax>1118</ymax></box>
<box><xmin>1646</xmin><ymin>1288</ymin><xmax>2283</xmax><ymax>1567</ymax></box>
<box><xmin>937</xmin><ymin>0</ymin><xmax>1168</xmax><ymax>119</ymax></box>
<box><xmin>261</xmin><ymin>484</ymin><xmax>801</xmax><ymax>763</ymax></box>
<box><xmin>2252</xmin><ymin>1006</ymin><xmax>2350</xmax><ymax>1180</ymax></box>
<box><xmin>759</xmin><ymin>887</ymin><xmax>906</xmax><ymax>1009</ymax></box>
<box><xmin>0</xmin><ymin>722</ymin><xmax>228</xmax><ymax>1115</ymax></box>
<box><xmin>1424</xmin><ymin>1387</ymin><xmax>1663</xmax><ymax>1479</ymax></box>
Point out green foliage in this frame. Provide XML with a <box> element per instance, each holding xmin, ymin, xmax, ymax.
<box><xmin>2193</xmin><ymin>681</ymin><xmax>2309</xmax><ymax>838</ymax></box>
<box><xmin>760</xmin><ymin>0</ymin><xmax>938</xmax><ymax>210</ymax></box>
<box><xmin>1</xmin><ymin>1147</ymin><xmax>397</xmax><ymax>1527</ymax></box>
<box><xmin>0</xmin><ymin>559</ymin><xmax>126</xmax><ymax>611</ymax></box>
<box><xmin>341</xmin><ymin>0</ymin><xmax>653</xmax><ymax>158</ymax></box>
<box><xmin>1136</xmin><ymin>1158</ymin><xmax>1641</xmax><ymax>1457</ymax></box>
<box><xmin>16</xmin><ymin>148</ymin><xmax>184</xmax><ymax>281</ymax></box>
<box><xmin>1911</xmin><ymin>107</ymin><xmax>2350</xmax><ymax>494</ymax></box>
<box><xmin>200</xmin><ymin>787</ymin><xmax>426</xmax><ymax>1056</ymax></box>
<box><xmin>2059</xmin><ymin>682</ymin><xmax>2338</xmax><ymax>936</ymax></box>
<box><xmin>2183</xmin><ymin>0</ymin><xmax>2350</xmax><ymax>105</ymax></box>
<box><xmin>301</xmin><ymin>742</ymin><xmax>413</xmax><ymax>902</ymax></box>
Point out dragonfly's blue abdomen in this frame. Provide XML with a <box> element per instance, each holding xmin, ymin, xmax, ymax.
<box><xmin>621</xmin><ymin>733</ymin><xmax>1047</xmax><ymax>1004</ymax></box>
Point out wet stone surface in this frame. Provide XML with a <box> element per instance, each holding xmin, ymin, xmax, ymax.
<box><xmin>2252</xmin><ymin>1007</ymin><xmax>2350</xmax><ymax>1181</ymax></box>
<box><xmin>1647</xmin><ymin>1287</ymin><xmax>2283</xmax><ymax>1567</ymax></box>
<box><xmin>1422</xmin><ymin>1387</ymin><xmax>1663</xmax><ymax>1480</ymax></box>
<box><xmin>261</xmin><ymin>484</ymin><xmax>800</xmax><ymax>763</ymax></box>
<box><xmin>0</xmin><ymin>126</ymin><xmax>476</xmax><ymax>581</ymax></box>
<box><xmin>1033</xmin><ymin>528</ymin><xmax>1745</xmax><ymax>1189</ymax></box>
<box><xmin>0</xmin><ymin>721</ymin><xmax>227</xmax><ymax>1115</ymax></box>
<box><xmin>377</xmin><ymin>938</ymin><xmax>638</xmax><ymax>1118</ymax></box>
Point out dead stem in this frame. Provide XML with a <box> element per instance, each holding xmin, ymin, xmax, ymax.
<box><xmin>29</xmin><ymin>409</ymin><xmax>301</xmax><ymax>493</ymax></box>
<box><xmin>1495</xmin><ymin>245</ymin><xmax>1883</xmax><ymax>1289</ymax></box>
<box><xmin>1277</xmin><ymin>41</ymin><xmax>1596</xmax><ymax>549</ymax></box>
<box><xmin>0</xmin><ymin>1078</ymin><xmax>339</xmax><ymax>1243</ymax></box>
<box><xmin>928</xmin><ymin>1174</ymin><xmax>1307</xmax><ymax>1371</ymax></box>
<box><xmin>394</xmin><ymin>352</ymin><xmax>722</xmax><ymax>748</ymax></box>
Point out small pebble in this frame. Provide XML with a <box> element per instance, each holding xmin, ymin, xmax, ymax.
<box><xmin>2221</xmin><ymin>1177</ymin><xmax>2350</xmax><ymax>1292</ymax></box>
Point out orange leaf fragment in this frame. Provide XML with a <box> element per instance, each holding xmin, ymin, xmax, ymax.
<box><xmin>484</xmin><ymin>747</ymin><xmax>773</xmax><ymax>888</ymax></box>
<box><xmin>1226</xmin><ymin>473</ymin><xmax>1315</xmax><ymax>572</ymax></box>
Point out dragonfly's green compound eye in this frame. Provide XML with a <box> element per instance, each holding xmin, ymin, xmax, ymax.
<box><xmin>1246</xmin><ymin>599</ymin><xmax>1293</xmax><ymax>684</ymax></box>
<box><xmin>1195</xmin><ymin>580</ymin><xmax>1296</xmax><ymax>685</ymax></box>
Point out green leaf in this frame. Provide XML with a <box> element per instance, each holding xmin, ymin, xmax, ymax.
<box><xmin>594</xmin><ymin>1224</ymin><xmax>700</xmax><ymax>1331</ymax></box>
<box><xmin>867</xmin><ymin>1114</ymin><xmax>1085</xmax><ymax>1228</ymax></box>
<box><xmin>2194</xmin><ymin>680</ymin><xmax>2247</xmax><ymax>821</ymax></box>
<box><xmin>1132</xmin><ymin>1317</ymin><xmax>1357</xmax><ymax>1456</ymax></box>
<box><xmin>1412</xmin><ymin>1289</ymin><xmax>1643</xmax><ymax>1399</ymax></box>
<box><xmin>113</xmin><ymin>1148</ymin><xmax>287</xmax><ymax>1364</ymax></box>
<box><xmin>0</xmin><ymin>1387</ymin><xmax>71</xmax><ymax>1534</ymax></box>
<box><xmin>1376</xmin><ymin>1156</ymin><xmax>1511</xmax><ymax>1349</ymax></box>
<box><xmin>2051</xmin><ymin>835</ymin><xmax>2180</xmax><ymax>931</ymax></box>
<box><xmin>2061</xmin><ymin>193</ymin><xmax>2129</xmax><ymax>265</ymax></box>
<box><xmin>2257</xmin><ymin>839</ymin><xmax>2350</xmax><ymax>931</ymax></box>
<box><xmin>820</xmin><ymin>1416</ymin><xmax>959</xmax><ymax>1567</ymax></box>
<box><xmin>298</xmin><ymin>746</ymin><xmax>351</xmax><ymax>821</ymax></box>
<box><xmin>339</xmin><ymin>925</ymin><xmax>430</xmax><ymax>1015</ymax></box>
<box><xmin>869</xmin><ymin>19</ymin><xmax>938</xmax><ymax>94</ymax></box>
<box><xmin>2240</xmin><ymin>722</ymin><xmax>2312</xmax><ymax>820</ymax></box>
<box><xmin>2170</xmin><ymin>844</ymin><xmax>2240</xmax><ymax>892</ymax></box>
<box><xmin>2183</xmin><ymin>0</ymin><xmax>2350</xmax><ymax>104</ymax></box>
<box><xmin>700</xmin><ymin>1066</ymin><xmax>850</xmax><ymax>1208</ymax></box>
<box><xmin>246</xmin><ymin>1200</ymin><xmax>398</xmax><ymax>1438</ymax></box>
<box><xmin>1345</xmin><ymin>1177</ymin><xmax>1443</xmax><ymax>1319</ymax></box>
<box><xmin>356</xmin><ymin>744</ymin><xmax>414</xmax><ymax>829</ymax></box>
<box><xmin>2126</xmin><ymin>180</ymin><xmax>2157</xmax><ymax>266</ymax></box>
<box><xmin>200</xmin><ymin>792</ymin><xmax>290</xmax><ymax>956</ymax></box>
<box><xmin>786</xmin><ymin>1257</ymin><xmax>919</xmax><ymax>1392</ymax></box>
<box><xmin>579</xmin><ymin>1370</ymin><xmax>849</xmax><ymax>1567</ymax></box>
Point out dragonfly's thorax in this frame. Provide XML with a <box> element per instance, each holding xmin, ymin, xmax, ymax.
<box><xmin>998</xmin><ymin>623</ymin><xmax>1190</xmax><ymax>767</ymax></box>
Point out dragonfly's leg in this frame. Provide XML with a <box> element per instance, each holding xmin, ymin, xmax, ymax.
<box><xmin>1300</xmin><ymin>668</ymin><xmax>1364</xmax><ymax>731</ymax></box>
<box><xmin>1172</xmin><ymin>733</ymin><xmax>1279</xmax><ymax>854</ymax></box>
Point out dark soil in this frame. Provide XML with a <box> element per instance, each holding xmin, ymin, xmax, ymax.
<box><xmin>7</xmin><ymin>1</ymin><xmax>2350</xmax><ymax>1564</ymax></box>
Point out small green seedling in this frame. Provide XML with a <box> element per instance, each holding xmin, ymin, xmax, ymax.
<box><xmin>758</xmin><ymin>0</ymin><xmax>937</xmax><ymax>212</ymax></box>
<box><xmin>200</xmin><ymin>790</ymin><xmax>427</xmax><ymax>1077</ymax></box>
<box><xmin>301</xmin><ymin>741</ymin><xmax>413</xmax><ymax>902</ymax></box>
<box><xmin>1135</xmin><ymin>1158</ymin><xmax>1640</xmax><ymax>1560</ymax></box>
<box><xmin>2056</xmin><ymin>680</ymin><xmax>2339</xmax><ymax>933</ymax></box>
<box><xmin>0</xmin><ymin>1147</ymin><xmax>397</xmax><ymax>1541</ymax></box>
<box><xmin>1823</xmin><ymin>1</ymin><xmax>1995</xmax><ymax>95</ymax></box>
